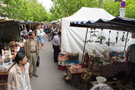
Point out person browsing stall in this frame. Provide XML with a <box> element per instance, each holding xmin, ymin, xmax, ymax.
<box><xmin>7</xmin><ymin>51</ymin><xmax>31</xmax><ymax>90</ymax></box>
<box><xmin>52</xmin><ymin>32</ymin><xmax>61</xmax><ymax>62</ymax></box>
<box><xmin>124</xmin><ymin>44</ymin><xmax>135</xmax><ymax>84</ymax></box>
<box><xmin>9</xmin><ymin>41</ymin><xmax>25</xmax><ymax>55</ymax></box>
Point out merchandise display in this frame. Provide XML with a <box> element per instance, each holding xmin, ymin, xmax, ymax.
<box><xmin>0</xmin><ymin>49</ymin><xmax>13</xmax><ymax>72</ymax></box>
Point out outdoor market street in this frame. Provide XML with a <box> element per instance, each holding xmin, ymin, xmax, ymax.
<box><xmin>30</xmin><ymin>40</ymin><xmax>77</xmax><ymax>90</ymax></box>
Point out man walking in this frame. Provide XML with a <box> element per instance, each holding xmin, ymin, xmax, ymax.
<box><xmin>24</xmin><ymin>32</ymin><xmax>39</xmax><ymax>78</ymax></box>
<box><xmin>52</xmin><ymin>32</ymin><xmax>61</xmax><ymax>62</ymax></box>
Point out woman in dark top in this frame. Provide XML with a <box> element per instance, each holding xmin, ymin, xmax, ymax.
<box><xmin>9</xmin><ymin>41</ymin><xmax>25</xmax><ymax>55</ymax></box>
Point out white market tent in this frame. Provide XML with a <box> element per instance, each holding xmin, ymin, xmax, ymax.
<box><xmin>61</xmin><ymin>7</ymin><xmax>135</xmax><ymax>61</ymax></box>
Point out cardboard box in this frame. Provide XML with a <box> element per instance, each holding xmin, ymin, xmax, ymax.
<box><xmin>58</xmin><ymin>60</ymin><xmax>68</xmax><ymax>66</ymax></box>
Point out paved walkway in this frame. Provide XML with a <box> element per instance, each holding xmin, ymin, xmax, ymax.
<box><xmin>30</xmin><ymin>40</ymin><xmax>77</xmax><ymax>90</ymax></box>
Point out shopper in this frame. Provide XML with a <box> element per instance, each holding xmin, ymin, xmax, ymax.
<box><xmin>39</xmin><ymin>30</ymin><xmax>46</xmax><ymax>49</ymax></box>
<box><xmin>35</xmin><ymin>33</ymin><xmax>41</xmax><ymax>67</ymax></box>
<box><xmin>47</xmin><ymin>26</ymin><xmax>51</xmax><ymax>41</ymax></box>
<box><xmin>22</xmin><ymin>27</ymin><xmax>28</xmax><ymax>39</ymax></box>
<box><xmin>36</xmin><ymin>27</ymin><xmax>40</xmax><ymax>37</ymax></box>
<box><xmin>124</xmin><ymin>44</ymin><xmax>135</xmax><ymax>84</ymax></box>
<box><xmin>52</xmin><ymin>32</ymin><xmax>61</xmax><ymax>62</ymax></box>
<box><xmin>7</xmin><ymin>51</ymin><xmax>31</xmax><ymax>90</ymax></box>
<box><xmin>24</xmin><ymin>32</ymin><xmax>39</xmax><ymax>78</ymax></box>
<box><xmin>9</xmin><ymin>41</ymin><xmax>25</xmax><ymax>55</ymax></box>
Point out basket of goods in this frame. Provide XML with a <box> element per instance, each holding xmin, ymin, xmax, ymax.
<box><xmin>65</xmin><ymin>76</ymin><xmax>71</xmax><ymax>80</ymax></box>
<box><xmin>63</xmin><ymin>73</ymin><xmax>68</xmax><ymax>76</ymax></box>
<box><xmin>96</xmin><ymin>76</ymin><xmax>107</xmax><ymax>84</ymax></box>
<box><xmin>81</xmin><ymin>72</ymin><xmax>92</xmax><ymax>82</ymax></box>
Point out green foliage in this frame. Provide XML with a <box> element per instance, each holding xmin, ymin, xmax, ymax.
<box><xmin>2</xmin><ymin>0</ymin><xmax>49</xmax><ymax>22</ymax></box>
<box><xmin>50</xmin><ymin>0</ymin><xmax>99</xmax><ymax>21</ymax></box>
<box><xmin>101</xmin><ymin>0</ymin><xmax>120</xmax><ymax>17</ymax></box>
<box><xmin>50</xmin><ymin>0</ymin><xmax>135</xmax><ymax>21</ymax></box>
<box><xmin>1</xmin><ymin>0</ymin><xmax>135</xmax><ymax>22</ymax></box>
<box><xmin>126</xmin><ymin>0</ymin><xmax>135</xmax><ymax>18</ymax></box>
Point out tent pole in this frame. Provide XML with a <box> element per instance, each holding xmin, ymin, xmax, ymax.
<box><xmin>82</xmin><ymin>27</ymin><xmax>89</xmax><ymax>63</ymax></box>
<box><xmin>124</xmin><ymin>31</ymin><xmax>129</xmax><ymax>53</ymax></box>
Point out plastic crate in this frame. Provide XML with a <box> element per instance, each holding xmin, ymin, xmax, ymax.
<box><xmin>58</xmin><ymin>65</ymin><xmax>66</xmax><ymax>71</ymax></box>
<box><xmin>68</xmin><ymin>59</ymin><xmax>79</xmax><ymax>64</ymax></box>
<box><xmin>58</xmin><ymin>60</ymin><xmax>68</xmax><ymax>66</ymax></box>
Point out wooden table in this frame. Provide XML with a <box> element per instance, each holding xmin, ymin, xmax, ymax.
<box><xmin>65</xmin><ymin>64</ymin><xmax>90</xmax><ymax>86</ymax></box>
<box><xmin>0</xmin><ymin>63</ymin><xmax>15</xmax><ymax>75</ymax></box>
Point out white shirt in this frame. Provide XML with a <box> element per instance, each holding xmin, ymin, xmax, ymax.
<box><xmin>52</xmin><ymin>35</ymin><xmax>61</xmax><ymax>46</ymax></box>
<box><xmin>36</xmin><ymin>29</ymin><xmax>40</xmax><ymax>36</ymax></box>
<box><xmin>40</xmin><ymin>29</ymin><xmax>43</xmax><ymax>32</ymax></box>
<box><xmin>17</xmin><ymin>46</ymin><xmax>20</xmax><ymax>52</ymax></box>
<box><xmin>17</xmin><ymin>65</ymin><xmax>31</xmax><ymax>90</ymax></box>
<box><xmin>53</xmin><ymin>28</ymin><xmax>56</xmax><ymax>32</ymax></box>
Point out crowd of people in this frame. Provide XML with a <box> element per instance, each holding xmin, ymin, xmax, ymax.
<box><xmin>7</xmin><ymin>24</ymin><xmax>61</xmax><ymax>90</ymax></box>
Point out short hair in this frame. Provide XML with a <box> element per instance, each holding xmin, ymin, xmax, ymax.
<box><xmin>90</xmin><ymin>83</ymin><xmax>113</xmax><ymax>90</ymax></box>
<box><xmin>9</xmin><ymin>41</ymin><xmax>18</xmax><ymax>48</ymax></box>
<box><xmin>29</xmin><ymin>32</ymin><xmax>33</xmax><ymax>36</ymax></box>
<box><xmin>58</xmin><ymin>32</ymin><xmax>61</xmax><ymax>35</ymax></box>
<box><xmin>14</xmin><ymin>51</ymin><xmax>26</xmax><ymax>64</ymax></box>
<box><xmin>29</xmin><ymin>32</ymin><xmax>35</xmax><ymax>36</ymax></box>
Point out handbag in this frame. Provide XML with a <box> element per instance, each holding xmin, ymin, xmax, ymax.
<box><xmin>36</xmin><ymin>55</ymin><xmax>40</xmax><ymax>67</ymax></box>
<box><xmin>36</xmin><ymin>61</ymin><xmax>39</xmax><ymax>67</ymax></box>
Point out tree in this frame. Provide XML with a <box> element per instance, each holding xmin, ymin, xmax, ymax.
<box><xmin>50</xmin><ymin>0</ymin><xmax>99</xmax><ymax>21</ymax></box>
<box><xmin>2</xmin><ymin>0</ymin><xmax>50</xmax><ymax>21</ymax></box>
<box><xmin>99</xmin><ymin>0</ymin><xmax>103</xmax><ymax>8</ymax></box>
<box><xmin>125</xmin><ymin>0</ymin><xmax>135</xmax><ymax>18</ymax></box>
<box><xmin>101</xmin><ymin>0</ymin><xmax>120</xmax><ymax>17</ymax></box>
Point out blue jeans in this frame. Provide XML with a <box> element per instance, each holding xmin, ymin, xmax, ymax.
<box><xmin>125</xmin><ymin>61</ymin><xmax>135</xmax><ymax>83</ymax></box>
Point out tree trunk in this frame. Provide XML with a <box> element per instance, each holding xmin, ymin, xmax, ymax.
<box><xmin>99</xmin><ymin>0</ymin><xmax>103</xmax><ymax>8</ymax></box>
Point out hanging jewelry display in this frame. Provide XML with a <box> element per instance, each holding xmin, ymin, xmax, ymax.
<box><xmin>106</xmin><ymin>31</ymin><xmax>111</xmax><ymax>46</ymax></box>
<box><xmin>88</xmin><ymin>28</ymin><xmax>93</xmax><ymax>42</ymax></box>
<box><xmin>91</xmin><ymin>28</ymin><xmax>97</xmax><ymax>37</ymax></box>
<box><xmin>87</xmin><ymin>28</ymin><xmax>93</xmax><ymax>42</ymax></box>
<box><xmin>98</xmin><ymin>29</ymin><xmax>106</xmax><ymax>44</ymax></box>
<box><xmin>122</xmin><ymin>32</ymin><xmax>125</xmax><ymax>42</ymax></box>
<box><xmin>116</xmin><ymin>32</ymin><xmax>119</xmax><ymax>43</ymax></box>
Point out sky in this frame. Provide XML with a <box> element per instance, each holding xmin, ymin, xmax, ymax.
<box><xmin>38</xmin><ymin>0</ymin><xmax>53</xmax><ymax>12</ymax></box>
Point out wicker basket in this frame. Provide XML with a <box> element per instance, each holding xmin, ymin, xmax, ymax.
<box><xmin>81</xmin><ymin>73</ymin><xmax>92</xmax><ymax>82</ymax></box>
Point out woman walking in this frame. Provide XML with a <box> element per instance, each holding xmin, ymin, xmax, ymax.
<box><xmin>7</xmin><ymin>51</ymin><xmax>31</xmax><ymax>90</ymax></box>
<box><xmin>39</xmin><ymin>30</ymin><xmax>46</xmax><ymax>49</ymax></box>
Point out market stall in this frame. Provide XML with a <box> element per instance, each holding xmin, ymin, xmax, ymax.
<box><xmin>70</xmin><ymin>16</ymin><xmax>135</xmax><ymax>62</ymax></box>
<box><xmin>0</xmin><ymin>19</ymin><xmax>20</xmax><ymax>43</ymax></box>
<box><xmin>0</xmin><ymin>19</ymin><xmax>21</xmax><ymax>55</ymax></box>
<box><xmin>66</xmin><ymin>16</ymin><xmax>135</xmax><ymax>89</ymax></box>
<box><xmin>0</xmin><ymin>49</ymin><xmax>15</xmax><ymax>90</ymax></box>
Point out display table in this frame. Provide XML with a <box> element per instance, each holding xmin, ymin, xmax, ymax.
<box><xmin>65</xmin><ymin>64</ymin><xmax>90</xmax><ymax>86</ymax></box>
<box><xmin>0</xmin><ymin>63</ymin><xmax>15</xmax><ymax>75</ymax></box>
<box><xmin>89</xmin><ymin>61</ymin><xmax>127</xmax><ymax>78</ymax></box>
<box><xmin>0</xmin><ymin>63</ymin><xmax>15</xmax><ymax>90</ymax></box>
